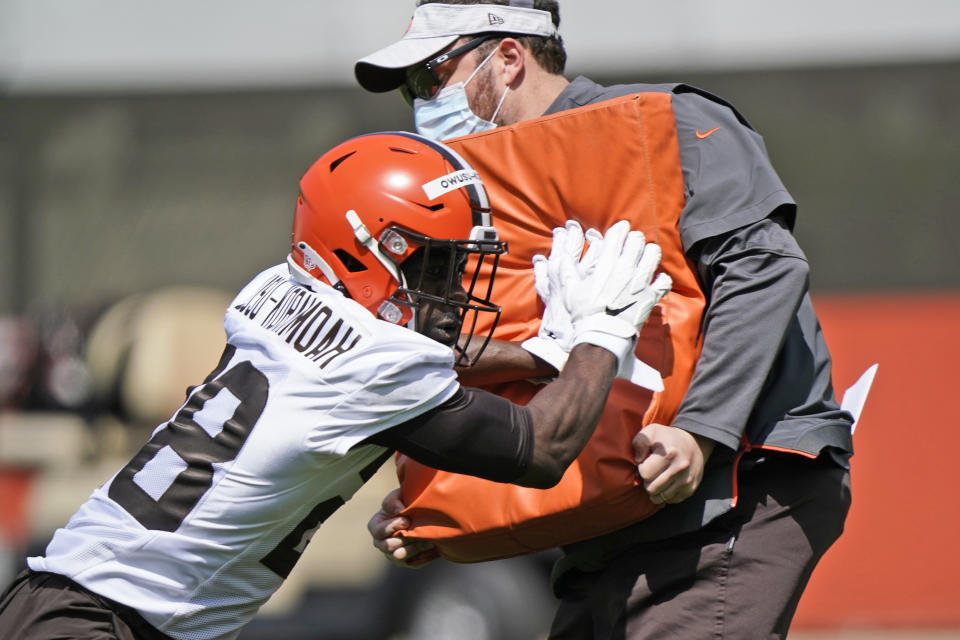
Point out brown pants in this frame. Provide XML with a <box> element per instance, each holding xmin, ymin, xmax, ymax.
<box><xmin>0</xmin><ymin>570</ymin><xmax>173</xmax><ymax>640</ymax></box>
<box><xmin>548</xmin><ymin>453</ymin><xmax>852</xmax><ymax>640</ymax></box>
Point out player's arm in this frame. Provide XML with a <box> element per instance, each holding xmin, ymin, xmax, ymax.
<box><xmin>366</xmin><ymin>342</ymin><xmax>615</xmax><ymax>489</ymax></box>
<box><xmin>516</xmin><ymin>343</ymin><xmax>617</xmax><ymax>485</ymax></box>
<box><xmin>453</xmin><ymin>337</ymin><xmax>556</xmax><ymax>387</ymax></box>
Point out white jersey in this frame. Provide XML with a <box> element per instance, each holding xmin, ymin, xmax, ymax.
<box><xmin>29</xmin><ymin>264</ymin><xmax>460</xmax><ymax>640</ymax></box>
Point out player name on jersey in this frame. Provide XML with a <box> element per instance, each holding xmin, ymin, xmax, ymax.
<box><xmin>234</xmin><ymin>274</ymin><xmax>363</xmax><ymax>368</ymax></box>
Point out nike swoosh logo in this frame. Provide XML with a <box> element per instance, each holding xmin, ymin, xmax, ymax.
<box><xmin>696</xmin><ymin>126</ymin><xmax>721</xmax><ymax>139</ymax></box>
<box><xmin>606</xmin><ymin>304</ymin><xmax>634</xmax><ymax>316</ymax></box>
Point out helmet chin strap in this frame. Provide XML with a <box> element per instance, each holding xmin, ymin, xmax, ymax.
<box><xmin>344</xmin><ymin>210</ymin><xmax>416</xmax><ymax>329</ymax></box>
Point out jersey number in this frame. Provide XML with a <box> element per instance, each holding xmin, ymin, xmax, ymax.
<box><xmin>108</xmin><ymin>345</ymin><xmax>268</xmax><ymax>531</ymax></box>
<box><xmin>259</xmin><ymin>450</ymin><xmax>391</xmax><ymax>579</ymax></box>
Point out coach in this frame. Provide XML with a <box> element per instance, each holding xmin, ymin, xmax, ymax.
<box><xmin>356</xmin><ymin>2</ymin><xmax>855</xmax><ymax>638</ymax></box>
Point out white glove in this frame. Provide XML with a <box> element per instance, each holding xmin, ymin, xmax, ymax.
<box><xmin>559</xmin><ymin>220</ymin><xmax>673</xmax><ymax>367</ymax></box>
<box><xmin>521</xmin><ymin>220</ymin><xmax>671</xmax><ymax>391</ymax></box>
<box><xmin>520</xmin><ymin>221</ymin><xmax>587</xmax><ymax>371</ymax></box>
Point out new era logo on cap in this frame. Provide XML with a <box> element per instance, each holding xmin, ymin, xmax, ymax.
<box><xmin>488</xmin><ymin>12</ymin><xmax>505</xmax><ymax>25</ymax></box>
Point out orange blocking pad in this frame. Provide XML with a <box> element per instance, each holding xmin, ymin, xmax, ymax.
<box><xmin>396</xmin><ymin>94</ymin><xmax>705</xmax><ymax>562</ymax></box>
<box><xmin>794</xmin><ymin>291</ymin><xmax>960</xmax><ymax>628</ymax></box>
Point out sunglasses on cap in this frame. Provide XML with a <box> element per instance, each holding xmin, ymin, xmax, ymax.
<box><xmin>400</xmin><ymin>35</ymin><xmax>501</xmax><ymax>107</ymax></box>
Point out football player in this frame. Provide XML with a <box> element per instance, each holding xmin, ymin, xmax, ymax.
<box><xmin>0</xmin><ymin>131</ymin><xmax>670</xmax><ymax>640</ymax></box>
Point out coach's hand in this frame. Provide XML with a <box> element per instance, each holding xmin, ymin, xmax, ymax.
<box><xmin>633</xmin><ymin>424</ymin><xmax>715</xmax><ymax>505</ymax></box>
<box><xmin>367</xmin><ymin>488</ymin><xmax>437</xmax><ymax>567</ymax></box>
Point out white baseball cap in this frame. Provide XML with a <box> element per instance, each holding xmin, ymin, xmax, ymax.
<box><xmin>355</xmin><ymin>2</ymin><xmax>558</xmax><ymax>93</ymax></box>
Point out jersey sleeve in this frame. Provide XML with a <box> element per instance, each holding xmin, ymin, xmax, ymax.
<box><xmin>671</xmin><ymin>85</ymin><xmax>797</xmax><ymax>250</ymax></box>
<box><xmin>303</xmin><ymin>325</ymin><xmax>461</xmax><ymax>456</ymax></box>
<box><xmin>363</xmin><ymin>386</ymin><xmax>533</xmax><ymax>483</ymax></box>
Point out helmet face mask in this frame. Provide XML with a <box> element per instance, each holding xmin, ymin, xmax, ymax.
<box><xmin>390</xmin><ymin>231</ymin><xmax>501</xmax><ymax>363</ymax></box>
<box><xmin>288</xmin><ymin>132</ymin><xmax>505</xmax><ymax>366</ymax></box>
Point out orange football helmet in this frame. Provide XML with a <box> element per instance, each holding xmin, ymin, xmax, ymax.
<box><xmin>288</xmin><ymin>131</ymin><xmax>505</xmax><ymax>365</ymax></box>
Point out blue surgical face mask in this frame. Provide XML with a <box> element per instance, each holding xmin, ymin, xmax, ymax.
<box><xmin>413</xmin><ymin>47</ymin><xmax>509</xmax><ymax>141</ymax></box>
